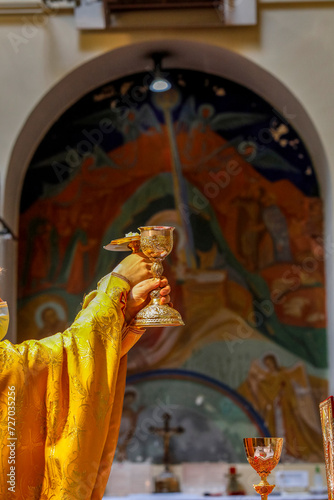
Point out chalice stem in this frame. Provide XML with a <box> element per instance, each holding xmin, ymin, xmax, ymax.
<box><xmin>260</xmin><ymin>479</ymin><xmax>269</xmax><ymax>500</ymax></box>
<box><xmin>152</xmin><ymin>259</ymin><xmax>163</xmax><ymax>278</ymax></box>
<box><xmin>254</xmin><ymin>475</ymin><xmax>275</xmax><ymax>500</ymax></box>
<box><xmin>149</xmin><ymin>260</ymin><xmax>165</xmax><ymax>305</ymax></box>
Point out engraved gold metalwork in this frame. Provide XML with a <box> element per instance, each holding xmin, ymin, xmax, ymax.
<box><xmin>132</xmin><ymin>226</ymin><xmax>184</xmax><ymax>327</ymax></box>
<box><xmin>243</xmin><ymin>437</ymin><xmax>283</xmax><ymax>500</ymax></box>
<box><xmin>319</xmin><ymin>397</ymin><xmax>334</xmax><ymax>500</ymax></box>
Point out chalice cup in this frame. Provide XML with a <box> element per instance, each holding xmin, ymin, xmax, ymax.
<box><xmin>132</xmin><ymin>226</ymin><xmax>184</xmax><ymax>327</ymax></box>
<box><xmin>243</xmin><ymin>438</ymin><xmax>283</xmax><ymax>500</ymax></box>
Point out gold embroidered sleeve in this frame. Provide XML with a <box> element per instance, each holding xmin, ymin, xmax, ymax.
<box><xmin>0</xmin><ymin>274</ymin><xmax>131</xmax><ymax>499</ymax></box>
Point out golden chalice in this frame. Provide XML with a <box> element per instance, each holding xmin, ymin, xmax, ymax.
<box><xmin>132</xmin><ymin>226</ymin><xmax>184</xmax><ymax>327</ymax></box>
<box><xmin>243</xmin><ymin>438</ymin><xmax>283</xmax><ymax>500</ymax></box>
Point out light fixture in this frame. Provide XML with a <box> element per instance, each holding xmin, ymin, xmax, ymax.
<box><xmin>148</xmin><ymin>51</ymin><xmax>172</xmax><ymax>93</ymax></box>
<box><xmin>149</xmin><ymin>77</ymin><xmax>171</xmax><ymax>93</ymax></box>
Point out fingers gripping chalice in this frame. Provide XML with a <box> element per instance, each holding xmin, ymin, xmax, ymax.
<box><xmin>132</xmin><ymin>226</ymin><xmax>184</xmax><ymax>327</ymax></box>
<box><xmin>103</xmin><ymin>225</ymin><xmax>184</xmax><ymax>327</ymax></box>
<box><xmin>243</xmin><ymin>438</ymin><xmax>283</xmax><ymax>500</ymax></box>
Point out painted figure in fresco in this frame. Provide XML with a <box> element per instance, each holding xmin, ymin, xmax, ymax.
<box><xmin>57</xmin><ymin>212</ymin><xmax>98</xmax><ymax>294</ymax></box>
<box><xmin>0</xmin><ymin>256</ymin><xmax>172</xmax><ymax>499</ymax></box>
<box><xmin>116</xmin><ymin>387</ymin><xmax>142</xmax><ymax>462</ymax></box>
<box><xmin>261</xmin><ymin>192</ymin><xmax>292</xmax><ymax>264</ymax></box>
<box><xmin>234</xmin><ymin>183</ymin><xmax>267</xmax><ymax>271</ymax></box>
<box><xmin>234</xmin><ymin>184</ymin><xmax>292</xmax><ymax>271</ymax></box>
<box><xmin>22</xmin><ymin>218</ymin><xmax>58</xmax><ymax>290</ymax></box>
<box><xmin>37</xmin><ymin>305</ymin><xmax>68</xmax><ymax>340</ymax></box>
<box><xmin>238</xmin><ymin>353</ymin><xmax>324</xmax><ymax>461</ymax></box>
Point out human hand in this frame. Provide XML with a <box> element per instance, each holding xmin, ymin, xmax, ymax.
<box><xmin>112</xmin><ymin>252</ymin><xmax>152</xmax><ymax>288</ymax></box>
<box><xmin>125</xmin><ymin>277</ymin><xmax>171</xmax><ymax>324</ymax></box>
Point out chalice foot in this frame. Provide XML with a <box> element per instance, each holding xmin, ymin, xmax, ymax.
<box><xmin>243</xmin><ymin>438</ymin><xmax>283</xmax><ymax>500</ymax></box>
<box><xmin>133</xmin><ymin>298</ymin><xmax>184</xmax><ymax>327</ymax></box>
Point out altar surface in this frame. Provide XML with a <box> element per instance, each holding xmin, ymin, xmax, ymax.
<box><xmin>103</xmin><ymin>494</ymin><xmax>328</xmax><ymax>500</ymax></box>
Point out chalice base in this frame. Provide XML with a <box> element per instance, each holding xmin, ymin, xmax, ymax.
<box><xmin>132</xmin><ymin>303</ymin><xmax>185</xmax><ymax>327</ymax></box>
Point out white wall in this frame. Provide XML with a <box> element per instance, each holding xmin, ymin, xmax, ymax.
<box><xmin>1</xmin><ymin>3</ymin><xmax>334</xmax><ymax>205</ymax></box>
<box><xmin>0</xmin><ymin>2</ymin><xmax>334</xmax><ymax>389</ymax></box>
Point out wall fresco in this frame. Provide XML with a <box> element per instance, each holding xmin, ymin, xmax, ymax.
<box><xmin>18</xmin><ymin>69</ymin><xmax>327</xmax><ymax>462</ymax></box>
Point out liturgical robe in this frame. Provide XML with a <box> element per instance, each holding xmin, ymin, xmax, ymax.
<box><xmin>0</xmin><ymin>273</ymin><xmax>144</xmax><ymax>499</ymax></box>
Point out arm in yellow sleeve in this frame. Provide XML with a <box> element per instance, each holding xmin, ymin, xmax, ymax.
<box><xmin>97</xmin><ymin>271</ymin><xmax>146</xmax><ymax>356</ymax></box>
<box><xmin>0</xmin><ymin>273</ymin><xmax>141</xmax><ymax>500</ymax></box>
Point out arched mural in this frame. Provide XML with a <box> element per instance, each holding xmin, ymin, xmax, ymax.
<box><xmin>18</xmin><ymin>68</ymin><xmax>328</xmax><ymax>463</ymax></box>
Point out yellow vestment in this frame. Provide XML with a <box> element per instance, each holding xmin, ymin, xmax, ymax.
<box><xmin>0</xmin><ymin>273</ymin><xmax>144</xmax><ymax>499</ymax></box>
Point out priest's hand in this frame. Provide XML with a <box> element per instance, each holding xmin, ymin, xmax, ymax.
<box><xmin>112</xmin><ymin>252</ymin><xmax>152</xmax><ymax>288</ymax></box>
<box><xmin>125</xmin><ymin>277</ymin><xmax>171</xmax><ymax>324</ymax></box>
